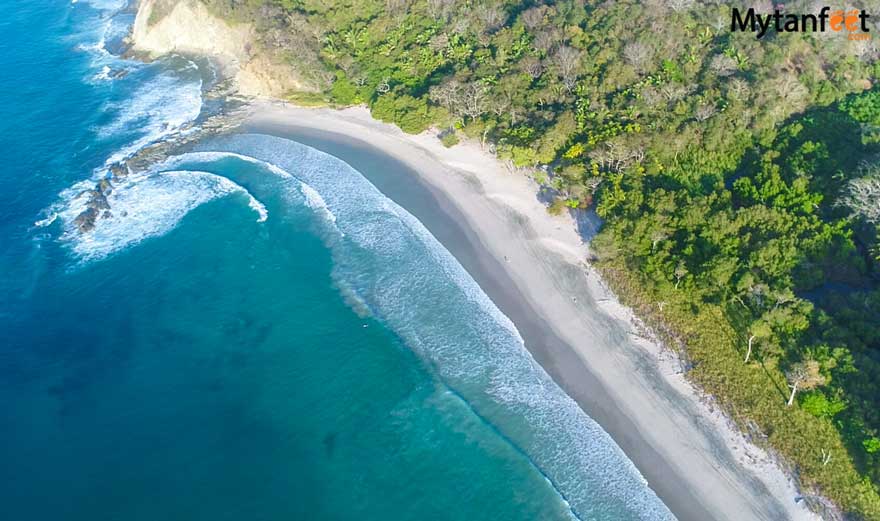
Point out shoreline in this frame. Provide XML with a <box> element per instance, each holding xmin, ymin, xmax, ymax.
<box><xmin>243</xmin><ymin>101</ymin><xmax>818</xmax><ymax>521</ymax></box>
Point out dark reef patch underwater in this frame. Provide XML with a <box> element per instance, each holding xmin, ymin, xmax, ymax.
<box><xmin>0</xmin><ymin>1</ymin><xmax>672</xmax><ymax>519</ymax></box>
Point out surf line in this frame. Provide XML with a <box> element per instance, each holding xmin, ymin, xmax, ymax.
<box><xmin>179</xmin><ymin>149</ymin><xmax>587</xmax><ymax>520</ymax></box>
<box><xmin>438</xmin><ymin>380</ymin><xmax>584</xmax><ymax>520</ymax></box>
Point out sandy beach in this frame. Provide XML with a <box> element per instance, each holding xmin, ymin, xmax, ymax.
<box><xmin>243</xmin><ymin>101</ymin><xmax>819</xmax><ymax>521</ymax></box>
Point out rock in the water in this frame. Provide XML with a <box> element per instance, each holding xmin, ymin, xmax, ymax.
<box><xmin>101</xmin><ymin>210</ymin><xmax>112</xmax><ymax>219</ymax></box>
<box><xmin>98</xmin><ymin>178</ymin><xmax>113</xmax><ymax>195</ymax></box>
<box><xmin>87</xmin><ymin>190</ymin><xmax>110</xmax><ymax>211</ymax></box>
<box><xmin>109</xmin><ymin>164</ymin><xmax>128</xmax><ymax>179</ymax></box>
<box><xmin>74</xmin><ymin>207</ymin><xmax>98</xmax><ymax>233</ymax></box>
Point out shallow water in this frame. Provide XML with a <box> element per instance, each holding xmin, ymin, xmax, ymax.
<box><xmin>0</xmin><ymin>2</ymin><xmax>674</xmax><ymax>519</ymax></box>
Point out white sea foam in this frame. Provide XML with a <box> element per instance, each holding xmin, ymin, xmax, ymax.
<box><xmin>157</xmin><ymin>151</ymin><xmax>293</xmax><ymax>181</ymax></box>
<box><xmin>73</xmin><ymin>10</ymin><xmax>133</xmax><ymax>70</ymax></box>
<box><xmin>99</xmin><ymin>72</ymin><xmax>203</xmax><ymax>165</ymax></box>
<box><xmin>34</xmin><ymin>213</ymin><xmax>58</xmax><ymax>228</ymax></box>
<box><xmin>73</xmin><ymin>0</ymin><xmax>128</xmax><ymax>11</ymax></box>
<box><xmin>55</xmin><ymin>170</ymin><xmax>266</xmax><ymax>261</ymax></box>
<box><xmin>49</xmin><ymin>0</ymin><xmax>220</xmax><ymax>264</ymax></box>
<box><xmin>188</xmin><ymin>134</ymin><xmax>675</xmax><ymax>521</ymax></box>
<box><xmin>69</xmin><ymin>4</ymin><xmax>203</xmax><ymax>164</ymax></box>
<box><xmin>92</xmin><ymin>65</ymin><xmax>112</xmax><ymax>82</ymax></box>
<box><xmin>44</xmin><ymin>134</ymin><xmax>672</xmax><ymax>516</ymax></box>
<box><xmin>299</xmin><ymin>182</ymin><xmax>338</xmax><ymax>225</ymax></box>
<box><xmin>156</xmin><ymin>151</ymin><xmax>341</xmax><ymax>231</ymax></box>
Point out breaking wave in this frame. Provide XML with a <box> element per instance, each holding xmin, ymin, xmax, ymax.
<box><xmin>40</xmin><ymin>131</ymin><xmax>674</xmax><ymax>517</ymax></box>
<box><xmin>70</xmin><ymin>0</ymin><xmax>204</xmax><ymax>166</ymax></box>
<box><xmin>47</xmin><ymin>0</ymin><xmax>214</xmax><ymax>262</ymax></box>
<box><xmin>71</xmin><ymin>2</ymin><xmax>133</xmax><ymax>69</ymax></box>
<box><xmin>22</xmin><ymin>1</ymin><xmax>673</xmax><ymax>518</ymax></box>
<box><xmin>71</xmin><ymin>0</ymin><xmax>129</xmax><ymax>11</ymax></box>
<box><xmin>158</xmin><ymin>151</ymin><xmax>340</xmax><ymax>230</ymax></box>
<box><xmin>157</xmin><ymin>134</ymin><xmax>676</xmax><ymax>521</ymax></box>
<box><xmin>54</xmin><ymin>170</ymin><xmax>266</xmax><ymax>261</ymax></box>
<box><xmin>99</xmin><ymin>70</ymin><xmax>203</xmax><ymax>165</ymax></box>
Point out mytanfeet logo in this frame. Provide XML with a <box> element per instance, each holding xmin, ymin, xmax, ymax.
<box><xmin>732</xmin><ymin>6</ymin><xmax>871</xmax><ymax>40</ymax></box>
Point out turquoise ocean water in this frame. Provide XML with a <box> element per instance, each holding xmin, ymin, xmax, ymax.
<box><xmin>0</xmin><ymin>2</ymin><xmax>674</xmax><ymax>520</ymax></box>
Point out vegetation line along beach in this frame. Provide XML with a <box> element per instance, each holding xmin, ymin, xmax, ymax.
<box><xmin>244</xmin><ymin>103</ymin><xmax>819</xmax><ymax>521</ymax></box>
<box><xmin>133</xmin><ymin>0</ymin><xmax>880</xmax><ymax>519</ymax></box>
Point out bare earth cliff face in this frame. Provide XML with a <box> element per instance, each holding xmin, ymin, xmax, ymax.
<box><xmin>132</xmin><ymin>0</ymin><xmax>310</xmax><ymax>98</ymax></box>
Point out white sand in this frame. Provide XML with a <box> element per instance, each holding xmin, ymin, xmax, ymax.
<box><xmin>246</xmin><ymin>101</ymin><xmax>820</xmax><ymax>521</ymax></box>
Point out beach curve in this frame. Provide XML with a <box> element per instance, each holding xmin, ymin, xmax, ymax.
<box><xmin>241</xmin><ymin>101</ymin><xmax>820</xmax><ymax>521</ymax></box>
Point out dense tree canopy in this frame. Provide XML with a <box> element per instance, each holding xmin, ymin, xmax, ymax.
<box><xmin>193</xmin><ymin>0</ymin><xmax>880</xmax><ymax>516</ymax></box>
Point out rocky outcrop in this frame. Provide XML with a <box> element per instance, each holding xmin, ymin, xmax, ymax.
<box><xmin>109</xmin><ymin>163</ymin><xmax>129</xmax><ymax>179</ymax></box>
<box><xmin>74</xmin><ymin>207</ymin><xmax>99</xmax><ymax>233</ymax></box>
<box><xmin>69</xmin><ymin>98</ymin><xmax>249</xmax><ymax>235</ymax></box>
<box><xmin>131</xmin><ymin>0</ymin><xmax>311</xmax><ymax>98</ymax></box>
<box><xmin>73</xmin><ymin>183</ymin><xmax>113</xmax><ymax>232</ymax></box>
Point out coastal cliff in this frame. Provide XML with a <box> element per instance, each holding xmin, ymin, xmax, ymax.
<box><xmin>131</xmin><ymin>0</ymin><xmax>310</xmax><ymax>98</ymax></box>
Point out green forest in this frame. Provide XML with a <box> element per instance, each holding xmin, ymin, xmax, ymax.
<box><xmin>193</xmin><ymin>0</ymin><xmax>880</xmax><ymax>517</ymax></box>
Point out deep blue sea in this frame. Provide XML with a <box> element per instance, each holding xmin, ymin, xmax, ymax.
<box><xmin>0</xmin><ymin>2</ymin><xmax>674</xmax><ymax>520</ymax></box>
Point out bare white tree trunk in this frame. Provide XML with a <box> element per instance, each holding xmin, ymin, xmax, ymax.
<box><xmin>787</xmin><ymin>382</ymin><xmax>799</xmax><ymax>406</ymax></box>
<box><xmin>842</xmin><ymin>167</ymin><xmax>880</xmax><ymax>224</ymax></box>
<box><xmin>745</xmin><ymin>335</ymin><xmax>756</xmax><ymax>363</ymax></box>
